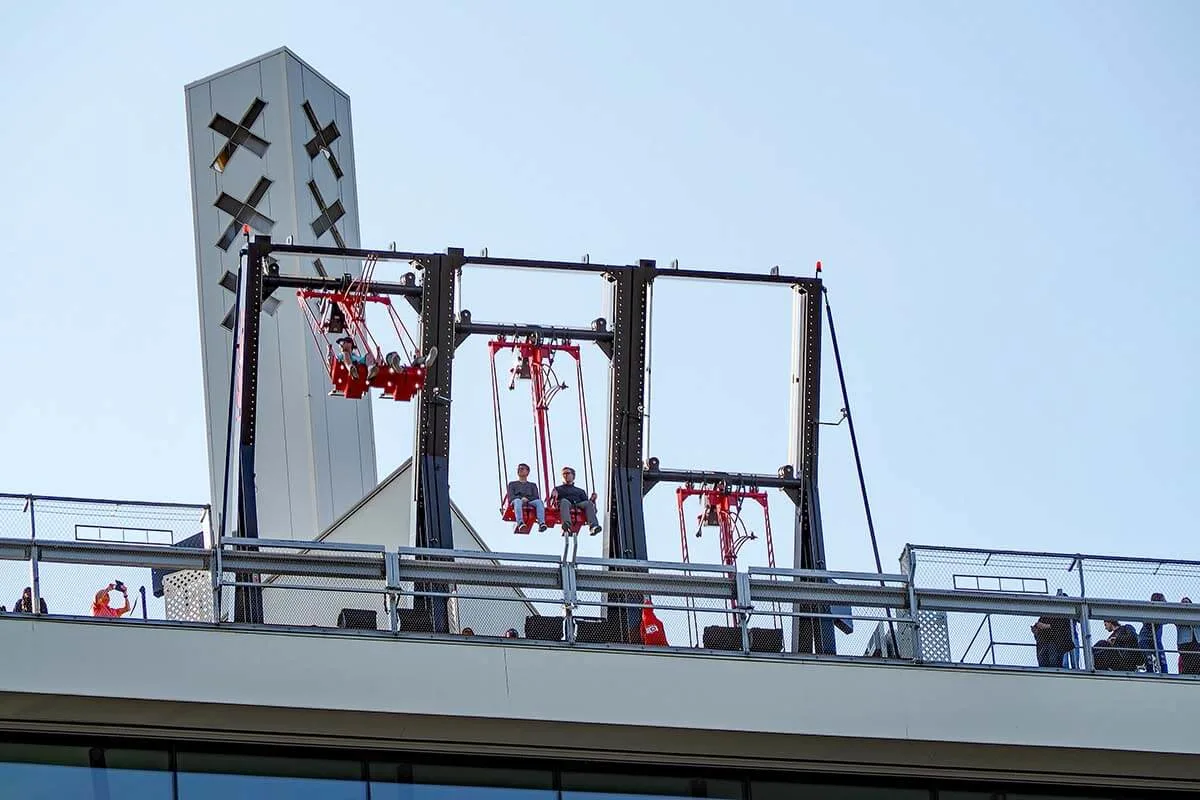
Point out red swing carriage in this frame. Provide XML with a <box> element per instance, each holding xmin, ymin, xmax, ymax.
<box><xmin>676</xmin><ymin>480</ymin><xmax>782</xmax><ymax>644</ymax></box>
<box><xmin>297</xmin><ymin>255</ymin><xmax>430</xmax><ymax>401</ymax></box>
<box><xmin>676</xmin><ymin>481</ymin><xmax>775</xmax><ymax>569</ymax></box>
<box><xmin>488</xmin><ymin>334</ymin><xmax>597</xmax><ymax>534</ymax></box>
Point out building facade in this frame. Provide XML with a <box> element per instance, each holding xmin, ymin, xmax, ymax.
<box><xmin>185</xmin><ymin>48</ymin><xmax>376</xmax><ymax>541</ymax></box>
<box><xmin>3</xmin><ymin>617</ymin><xmax>1198</xmax><ymax>798</ymax></box>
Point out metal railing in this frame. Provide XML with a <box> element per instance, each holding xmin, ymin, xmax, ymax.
<box><xmin>0</xmin><ymin>493</ymin><xmax>210</xmax><ymax>621</ymax></box>
<box><xmin>905</xmin><ymin>544</ymin><xmax>1200</xmax><ymax>674</ymax></box>
<box><xmin>2</xmin><ymin>526</ymin><xmax>1200</xmax><ymax>678</ymax></box>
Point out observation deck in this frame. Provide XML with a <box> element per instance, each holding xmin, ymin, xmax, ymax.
<box><xmin>1</xmin><ymin>492</ymin><xmax>1199</xmax><ymax>793</ymax></box>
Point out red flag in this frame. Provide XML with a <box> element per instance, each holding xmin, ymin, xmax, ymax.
<box><xmin>641</xmin><ymin>605</ymin><xmax>668</xmax><ymax>646</ymax></box>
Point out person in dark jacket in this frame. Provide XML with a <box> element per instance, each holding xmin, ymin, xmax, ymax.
<box><xmin>1176</xmin><ymin>597</ymin><xmax>1200</xmax><ymax>675</ymax></box>
<box><xmin>12</xmin><ymin>587</ymin><xmax>47</xmax><ymax>614</ymax></box>
<box><xmin>1093</xmin><ymin>619</ymin><xmax>1141</xmax><ymax>671</ymax></box>
<box><xmin>1031</xmin><ymin>610</ymin><xmax>1074</xmax><ymax>668</ymax></box>
<box><xmin>1138</xmin><ymin>592</ymin><xmax>1169</xmax><ymax>674</ymax></box>
<box><xmin>550</xmin><ymin>466</ymin><xmax>602</xmax><ymax>536</ymax></box>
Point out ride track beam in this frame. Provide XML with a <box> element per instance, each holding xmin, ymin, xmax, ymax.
<box><xmin>641</xmin><ymin>464</ymin><xmax>808</xmax><ymax>497</ymax></box>
<box><xmin>455</xmin><ymin>315</ymin><xmax>614</xmax><ymax>350</ymax></box>
<box><xmin>261</xmin><ymin>242</ymin><xmax>436</xmax><ymax>262</ymax></box>
<box><xmin>264</xmin><ymin>272</ymin><xmax>422</xmax><ymax>298</ymax></box>
<box><xmin>463</xmin><ymin>253</ymin><xmax>824</xmax><ymax>291</ymax></box>
<box><xmin>652</xmin><ymin>267</ymin><xmax>823</xmax><ymax>291</ymax></box>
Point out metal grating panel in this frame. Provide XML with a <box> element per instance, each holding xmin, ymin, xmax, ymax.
<box><xmin>867</xmin><ymin>610</ymin><xmax>951</xmax><ymax>662</ymax></box>
<box><xmin>162</xmin><ymin>570</ymin><xmax>213</xmax><ymax>623</ymax></box>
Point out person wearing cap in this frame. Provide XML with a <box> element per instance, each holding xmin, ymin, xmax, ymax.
<box><xmin>505</xmin><ymin>463</ymin><xmax>547</xmax><ymax>533</ymax></box>
<box><xmin>1176</xmin><ymin>597</ymin><xmax>1200</xmax><ymax>674</ymax></box>
<box><xmin>336</xmin><ymin>336</ymin><xmax>369</xmax><ymax>378</ymax></box>
<box><xmin>550</xmin><ymin>466</ymin><xmax>601</xmax><ymax>536</ymax></box>
<box><xmin>504</xmin><ymin>628</ymin><xmax>520</xmax><ymax>639</ymax></box>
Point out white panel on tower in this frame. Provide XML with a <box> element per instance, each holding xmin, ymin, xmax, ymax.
<box><xmin>185</xmin><ymin>48</ymin><xmax>377</xmax><ymax>540</ymax></box>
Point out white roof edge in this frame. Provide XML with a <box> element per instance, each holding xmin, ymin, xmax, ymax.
<box><xmin>184</xmin><ymin>46</ymin><xmax>351</xmax><ymax>102</ymax></box>
<box><xmin>318</xmin><ymin>458</ymin><xmax>497</xmax><ymax>556</ymax></box>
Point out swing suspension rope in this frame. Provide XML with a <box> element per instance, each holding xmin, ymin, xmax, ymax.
<box><xmin>490</xmin><ymin>349</ymin><xmax>509</xmax><ymax>507</ymax></box>
<box><xmin>574</xmin><ymin>354</ymin><xmax>596</xmax><ymax>494</ymax></box>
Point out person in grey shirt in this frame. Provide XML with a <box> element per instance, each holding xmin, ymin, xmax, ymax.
<box><xmin>506</xmin><ymin>463</ymin><xmax>547</xmax><ymax>533</ymax></box>
<box><xmin>551</xmin><ymin>466</ymin><xmax>602</xmax><ymax>536</ymax></box>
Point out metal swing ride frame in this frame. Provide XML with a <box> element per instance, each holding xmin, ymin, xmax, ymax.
<box><xmin>228</xmin><ymin>235</ymin><xmax>829</xmax><ymax>652</ymax></box>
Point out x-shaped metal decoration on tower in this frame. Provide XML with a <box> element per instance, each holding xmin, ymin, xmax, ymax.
<box><xmin>307</xmin><ymin>180</ymin><xmax>346</xmax><ymax>247</ymax></box>
<box><xmin>209</xmin><ymin>98</ymin><xmax>269</xmax><ymax>173</ymax></box>
<box><xmin>214</xmin><ymin>177</ymin><xmax>275</xmax><ymax>251</ymax></box>
<box><xmin>301</xmin><ymin>101</ymin><xmax>344</xmax><ymax>180</ymax></box>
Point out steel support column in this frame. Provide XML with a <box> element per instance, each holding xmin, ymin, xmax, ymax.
<box><xmin>603</xmin><ymin>260</ymin><xmax>653</xmax><ymax>641</ymax></box>
<box><xmin>412</xmin><ymin>248</ymin><xmax>463</xmax><ymax>633</ymax></box>
<box><xmin>788</xmin><ymin>282</ymin><xmax>832</xmax><ymax>653</ymax></box>
<box><xmin>232</xmin><ymin>235</ymin><xmax>267</xmax><ymax>623</ymax></box>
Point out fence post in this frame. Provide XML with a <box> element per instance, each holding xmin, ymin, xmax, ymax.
<box><xmin>562</xmin><ymin>559</ymin><xmax>578</xmax><ymax>645</ymax></box>
<box><xmin>735</xmin><ymin>572</ymin><xmax>752</xmax><ymax>654</ymax></box>
<box><xmin>384</xmin><ymin>551</ymin><xmax>400</xmax><ymax>634</ymax></box>
<box><xmin>27</xmin><ymin>496</ymin><xmax>42</xmax><ymax>616</ymax></box>
<box><xmin>1079</xmin><ymin>600</ymin><xmax>1095</xmax><ymax>671</ymax></box>
<box><xmin>210</xmin><ymin>535</ymin><xmax>223</xmax><ymax>624</ymax></box>
<box><xmin>1077</xmin><ymin>557</ymin><xmax>1094</xmax><ymax>671</ymax></box>
<box><xmin>906</xmin><ymin>548</ymin><xmax>922</xmax><ymax>661</ymax></box>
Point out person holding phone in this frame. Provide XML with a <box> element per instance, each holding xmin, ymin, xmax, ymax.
<box><xmin>92</xmin><ymin>581</ymin><xmax>132</xmax><ymax>618</ymax></box>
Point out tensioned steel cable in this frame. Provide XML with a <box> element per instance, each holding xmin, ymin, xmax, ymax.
<box><xmin>823</xmin><ymin>287</ymin><xmax>898</xmax><ymax>652</ymax></box>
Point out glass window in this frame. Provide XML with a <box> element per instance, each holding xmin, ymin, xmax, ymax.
<box><xmin>939</xmin><ymin>793</ymin><xmax>1111</xmax><ymax>800</ymax></box>
<box><xmin>563</xmin><ymin>771</ymin><xmax>743</xmax><ymax>800</ymax></box>
<box><xmin>370</xmin><ymin>763</ymin><xmax>555</xmax><ymax>800</ymax></box>
<box><xmin>177</xmin><ymin>751</ymin><xmax>366</xmax><ymax>800</ymax></box>
<box><xmin>753</xmin><ymin>781</ymin><xmax>930</xmax><ymax>800</ymax></box>
<box><xmin>0</xmin><ymin>743</ymin><xmax>172</xmax><ymax>800</ymax></box>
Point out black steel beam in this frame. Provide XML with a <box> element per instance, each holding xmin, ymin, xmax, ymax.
<box><xmin>455</xmin><ymin>317</ymin><xmax>613</xmax><ymax>343</ymax></box>
<box><xmin>464</xmin><ymin>255</ymin><xmax>624</xmax><ymax>274</ymax></box>
<box><xmin>604</xmin><ymin>260</ymin><xmax>654</xmax><ymax>642</ymax></box>
<box><xmin>642</xmin><ymin>466</ymin><xmax>806</xmax><ymax>494</ymax></box>
<box><xmin>789</xmin><ymin>283</ymin><xmax>832</xmax><ymax>655</ymax></box>
<box><xmin>653</xmin><ymin>267</ymin><xmax>822</xmax><ymax>290</ymax></box>
<box><xmin>264</xmin><ymin>242</ymin><xmax>434</xmax><ymax>262</ymax></box>
<box><xmin>233</xmin><ymin>236</ymin><xmax>267</xmax><ymax>624</ymax></box>
<box><xmin>264</xmin><ymin>272</ymin><xmax>422</xmax><ymax>298</ymax></box>
<box><xmin>413</xmin><ymin>248</ymin><xmax>462</xmax><ymax>634</ymax></box>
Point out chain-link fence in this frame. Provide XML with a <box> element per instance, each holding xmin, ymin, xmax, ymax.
<box><xmin>6</xmin><ymin>497</ymin><xmax>1200</xmax><ymax>678</ymax></box>
<box><xmin>906</xmin><ymin>544</ymin><xmax>1200</xmax><ymax>674</ymax></box>
<box><xmin>0</xmin><ymin>494</ymin><xmax>210</xmax><ymax>620</ymax></box>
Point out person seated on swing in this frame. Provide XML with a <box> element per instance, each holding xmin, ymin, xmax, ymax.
<box><xmin>506</xmin><ymin>462</ymin><xmax>547</xmax><ymax>533</ymax></box>
<box><xmin>335</xmin><ymin>336</ymin><xmax>378</xmax><ymax>380</ymax></box>
<box><xmin>551</xmin><ymin>466</ymin><xmax>602</xmax><ymax>536</ymax></box>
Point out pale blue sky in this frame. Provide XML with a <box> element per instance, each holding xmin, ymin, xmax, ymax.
<box><xmin>1</xmin><ymin>1</ymin><xmax>1196</xmax><ymax>574</ymax></box>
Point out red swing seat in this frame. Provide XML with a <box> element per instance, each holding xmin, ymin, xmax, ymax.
<box><xmin>328</xmin><ymin>358</ymin><xmax>427</xmax><ymax>401</ymax></box>
<box><xmin>500</xmin><ymin>499</ymin><xmax>586</xmax><ymax>534</ymax></box>
<box><xmin>330</xmin><ymin>358</ymin><xmax>370</xmax><ymax>399</ymax></box>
